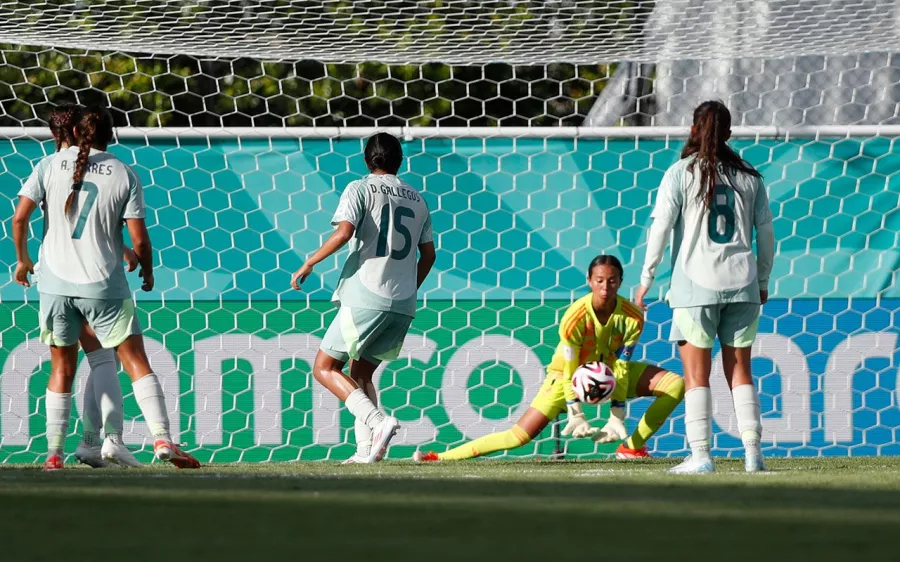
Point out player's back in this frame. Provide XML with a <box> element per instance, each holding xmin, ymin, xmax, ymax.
<box><xmin>25</xmin><ymin>146</ymin><xmax>143</xmax><ymax>299</ymax></box>
<box><xmin>663</xmin><ymin>155</ymin><xmax>770</xmax><ymax>306</ymax></box>
<box><xmin>332</xmin><ymin>173</ymin><xmax>432</xmax><ymax>317</ymax></box>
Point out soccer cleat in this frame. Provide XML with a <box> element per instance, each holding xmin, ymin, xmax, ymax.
<box><xmin>342</xmin><ymin>453</ymin><xmax>374</xmax><ymax>465</ymax></box>
<box><xmin>153</xmin><ymin>440</ymin><xmax>201</xmax><ymax>469</ymax></box>
<box><xmin>74</xmin><ymin>442</ymin><xmax>109</xmax><ymax>468</ymax></box>
<box><xmin>44</xmin><ymin>455</ymin><xmax>64</xmax><ymax>471</ymax></box>
<box><xmin>745</xmin><ymin>452</ymin><xmax>768</xmax><ymax>473</ymax></box>
<box><xmin>668</xmin><ymin>456</ymin><xmax>715</xmax><ymax>474</ymax></box>
<box><xmin>413</xmin><ymin>450</ymin><xmax>440</xmax><ymax>462</ymax></box>
<box><xmin>101</xmin><ymin>438</ymin><xmax>142</xmax><ymax>468</ymax></box>
<box><xmin>365</xmin><ymin>416</ymin><xmax>400</xmax><ymax>463</ymax></box>
<box><xmin>615</xmin><ymin>443</ymin><xmax>651</xmax><ymax>460</ymax></box>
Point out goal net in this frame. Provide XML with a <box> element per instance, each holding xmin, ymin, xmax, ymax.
<box><xmin>1</xmin><ymin>1</ymin><xmax>900</xmax><ymax>463</ymax></box>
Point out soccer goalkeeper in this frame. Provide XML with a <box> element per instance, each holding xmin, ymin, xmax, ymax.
<box><xmin>414</xmin><ymin>255</ymin><xmax>684</xmax><ymax>462</ymax></box>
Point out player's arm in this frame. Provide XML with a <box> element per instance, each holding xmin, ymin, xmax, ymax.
<box><xmin>291</xmin><ymin>221</ymin><xmax>355</xmax><ymax>289</ymax></box>
<box><xmin>416</xmin><ymin>208</ymin><xmax>436</xmax><ymax>289</ymax></box>
<box><xmin>123</xmin><ymin>167</ymin><xmax>151</xmax><ymax>290</ymax></box>
<box><xmin>595</xmin><ymin>315</ymin><xmax>644</xmax><ymax>443</ymax></box>
<box><xmin>417</xmin><ymin>241</ymin><xmax>436</xmax><ymax>289</ymax></box>
<box><xmin>126</xmin><ymin>218</ymin><xmax>154</xmax><ymax>291</ymax></box>
<box><xmin>636</xmin><ymin>166</ymin><xmax>683</xmax><ymax>308</ymax></box>
<box><xmin>292</xmin><ymin>181</ymin><xmax>364</xmax><ymax>290</ymax></box>
<box><xmin>753</xmin><ymin>178</ymin><xmax>775</xmax><ymax>304</ymax></box>
<box><xmin>557</xmin><ymin>308</ymin><xmax>599</xmax><ymax>438</ymax></box>
<box><xmin>12</xmin><ymin>196</ymin><xmax>37</xmax><ymax>287</ymax></box>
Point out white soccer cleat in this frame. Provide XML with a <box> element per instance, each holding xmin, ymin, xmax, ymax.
<box><xmin>365</xmin><ymin>416</ymin><xmax>400</xmax><ymax>463</ymax></box>
<box><xmin>342</xmin><ymin>453</ymin><xmax>374</xmax><ymax>465</ymax></box>
<box><xmin>745</xmin><ymin>451</ymin><xmax>768</xmax><ymax>473</ymax></box>
<box><xmin>668</xmin><ymin>456</ymin><xmax>715</xmax><ymax>474</ymax></box>
<box><xmin>75</xmin><ymin>441</ymin><xmax>109</xmax><ymax>468</ymax></box>
<box><xmin>101</xmin><ymin>438</ymin><xmax>142</xmax><ymax>467</ymax></box>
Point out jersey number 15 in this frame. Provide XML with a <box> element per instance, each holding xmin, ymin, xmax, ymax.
<box><xmin>376</xmin><ymin>204</ymin><xmax>416</xmax><ymax>260</ymax></box>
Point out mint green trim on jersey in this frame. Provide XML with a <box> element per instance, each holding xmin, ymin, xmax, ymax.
<box><xmin>670</xmin><ymin>303</ymin><xmax>760</xmax><ymax>348</ymax></box>
<box><xmin>320</xmin><ymin>306</ymin><xmax>413</xmax><ymax>365</ymax></box>
<box><xmin>671</xmin><ymin>308</ymin><xmax>716</xmax><ymax>348</ymax></box>
<box><xmin>99</xmin><ymin>299</ymin><xmax>139</xmax><ymax>348</ymax></box>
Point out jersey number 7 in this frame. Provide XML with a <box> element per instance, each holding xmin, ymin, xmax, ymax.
<box><xmin>71</xmin><ymin>181</ymin><xmax>99</xmax><ymax>240</ymax></box>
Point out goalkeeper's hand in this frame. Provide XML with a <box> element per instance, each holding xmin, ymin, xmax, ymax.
<box><xmin>561</xmin><ymin>401</ymin><xmax>599</xmax><ymax>438</ymax></box>
<box><xmin>594</xmin><ymin>405</ymin><xmax>628</xmax><ymax>443</ymax></box>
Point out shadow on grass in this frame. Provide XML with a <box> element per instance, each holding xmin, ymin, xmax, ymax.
<box><xmin>0</xmin><ymin>467</ymin><xmax>896</xmax><ymax>562</ymax></box>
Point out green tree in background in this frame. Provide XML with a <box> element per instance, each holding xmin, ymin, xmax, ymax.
<box><xmin>0</xmin><ymin>45</ymin><xmax>616</xmax><ymax>127</ymax></box>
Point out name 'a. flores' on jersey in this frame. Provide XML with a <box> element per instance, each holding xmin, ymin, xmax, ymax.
<box><xmin>18</xmin><ymin>146</ymin><xmax>145</xmax><ymax>300</ymax></box>
<box><xmin>331</xmin><ymin>174</ymin><xmax>433</xmax><ymax>317</ymax></box>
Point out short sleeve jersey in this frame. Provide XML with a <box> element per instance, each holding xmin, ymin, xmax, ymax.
<box><xmin>331</xmin><ymin>174</ymin><xmax>433</xmax><ymax>317</ymax></box>
<box><xmin>18</xmin><ymin>146</ymin><xmax>144</xmax><ymax>299</ymax></box>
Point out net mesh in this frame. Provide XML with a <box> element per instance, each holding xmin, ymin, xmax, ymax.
<box><xmin>2</xmin><ymin>1</ymin><xmax>900</xmax><ymax>64</ymax></box>
<box><xmin>1</xmin><ymin>1</ymin><xmax>900</xmax><ymax>463</ymax></box>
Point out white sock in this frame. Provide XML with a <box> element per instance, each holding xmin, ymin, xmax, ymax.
<box><xmin>732</xmin><ymin>383</ymin><xmax>762</xmax><ymax>453</ymax></box>
<box><xmin>81</xmin><ymin>367</ymin><xmax>102</xmax><ymax>447</ymax></box>
<box><xmin>684</xmin><ymin>387</ymin><xmax>712</xmax><ymax>462</ymax></box>
<box><xmin>131</xmin><ymin>373</ymin><xmax>171</xmax><ymax>442</ymax></box>
<box><xmin>86</xmin><ymin>348</ymin><xmax>124</xmax><ymax>441</ymax></box>
<box><xmin>355</xmin><ymin>380</ymin><xmax>376</xmax><ymax>456</ymax></box>
<box><xmin>45</xmin><ymin>389</ymin><xmax>72</xmax><ymax>456</ymax></box>
<box><xmin>345</xmin><ymin>388</ymin><xmax>385</xmax><ymax>430</ymax></box>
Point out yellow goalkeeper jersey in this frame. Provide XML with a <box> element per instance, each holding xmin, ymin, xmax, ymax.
<box><xmin>547</xmin><ymin>294</ymin><xmax>645</xmax><ymax>402</ymax></box>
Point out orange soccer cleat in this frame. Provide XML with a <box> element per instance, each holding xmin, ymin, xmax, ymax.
<box><xmin>154</xmin><ymin>440</ymin><xmax>201</xmax><ymax>469</ymax></box>
<box><xmin>615</xmin><ymin>443</ymin><xmax>651</xmax><ymax>460</ymax></box>
<box><xmin>44</xmin><ymin>455</ymin><xmax>64</xmax><ymax>471</ymax></box>
<box><xmin>412</xmin><ymin>451</ymin><xmax>440</xmax><ymax>462</ymax></box>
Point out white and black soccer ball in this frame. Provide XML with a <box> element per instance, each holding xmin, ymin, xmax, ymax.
<box><xmin>571</xmin><ymin>361</ymin><xmax>616</xmax><ymax>405</ymax></box>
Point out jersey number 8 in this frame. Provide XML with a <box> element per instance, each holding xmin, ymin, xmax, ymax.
<box><xmin>707</xmin><ymin>184</ymin><xmax>736</xmax><ymax>244</ymax></box>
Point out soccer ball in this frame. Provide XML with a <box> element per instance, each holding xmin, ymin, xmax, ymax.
<box><xmin>571</xmin><ymin>362</ymin><xmax>616</xmax><ymax>405</ymax></box>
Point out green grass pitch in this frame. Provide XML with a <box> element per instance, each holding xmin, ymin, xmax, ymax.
<box><xmin>1</xmin><ymin>457</ymin><xmax>898</xmax><ymax>561</ymax></box>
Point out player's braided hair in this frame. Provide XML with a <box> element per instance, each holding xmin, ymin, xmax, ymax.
<box><xmin>681</xmin><ymin>100</ymin><xmax>761</xmax><ymax>209</ymax></box>
<box><xmin>364</xmin><ymin>132</ymin><xmax>403</xmax><ymax>175</ymax></box>
<box><xmin>48</xmin><ymin>104</ymin><xmax>81</xmax><ymax>152</ymax></box>
<box><xmin>65</xmin><ymin>106</ymin><xmax>114</xmax><ymax>219</ymax></box>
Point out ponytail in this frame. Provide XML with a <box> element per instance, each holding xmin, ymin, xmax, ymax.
<box><xmin>65</xmin><ymin>106</ymin><xmax>114</xmax><ymax>219</ymax></box>
<box><xmin>681</xmin><ymin>100</ymin><xmax>761</xmax><ymax>208</ymax></box>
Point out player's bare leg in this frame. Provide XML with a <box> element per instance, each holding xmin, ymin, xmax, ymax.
<box><xmin>313</xmin><ymin>351</ymin><xmax>398</xmax><ymax>463</ymax></box>
<box><xmin>670</xmin><ymin>342</ymin><xmax>714</xmax><ymax>474</ymax></box>
<box><xmin>343</xmin><ymin>359</ymin><xmax>380</xmax><ymax>464</ymax></box>
<box><xmin>45</xmin><ymin>344</ymin><xmax>79</xmax><ymax>470</ymax></box>
<box><xmin>415</xmin><ymin>408</ymin><xmax>548</xmax><ymax>462</ymax></box>
<box><xmin>722</xmin><ymin>344</ymin><xmax>766</xmax><ymax>472</ymax></box>
<box><xmin>613</xmin><ymin>366</ymin><xmax>684</xmax><ymax>460</ymax></box>
<box><xmin>116</xmin><ymin>335</ymin><xmax>199</xmax><ymax>468</ymax></box>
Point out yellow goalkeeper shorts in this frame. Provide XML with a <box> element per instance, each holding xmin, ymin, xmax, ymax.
<box><xmin>529</xmin><ymin>361</ymin><xmax>649</xmax><ymax>420</ymax></box>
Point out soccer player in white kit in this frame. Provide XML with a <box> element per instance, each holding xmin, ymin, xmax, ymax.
<box><xmin>33</xmin><ymin>104</ymin><xmax>141</xmax><ymax>468</ymax></box>
<box><xmin>636</xmin><ymin>101</ymin><xmax>775</xmax><ymax>474</ymax></box>
<box><xmin>13</xmin><ymin>105</ymin><xmax>200</xmax><ymax>470</ymax></box>
<box><xmin>291</xmin><ymin>133</ymin><xmax>436</xmax><ymax>463</ymax></box>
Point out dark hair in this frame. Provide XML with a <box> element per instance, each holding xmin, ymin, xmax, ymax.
<box><xmin>587</xmin><ymin>255</ymin><xmax>624</xmax><ymax>280</ymax></box>
<box><xmin>65</xmin><ymin>105</ymin><xmax>114</xmax><ymax>218</ymax></box>
<box><xmin>681</xmin><ymin>100</ymin><xmax>761</xmax><ymax>208</ymax></box>
<box><xmin>364</xmin><ymin>133</ymin><xmax>403</xmax><ymax>175</ymax></box>
<box><xmin>48</xmin><ymin>104</ymin><xmax>81</xmax><ymax>151</ymax></box>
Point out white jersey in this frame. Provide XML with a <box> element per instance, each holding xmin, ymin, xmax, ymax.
<box><xmin>19</xmin><ymin>146</ymin><xmax>145</xmax><ymax>299</ymax></box>
<box><xmin>640</xmin><ymin>155</ymin><xmax>775</xmax><ymax>307</ymax></box>
<box><xmin>331</xmin><ymin>174</ymin><xmax>433</xmax><ymax>317</ymax></box>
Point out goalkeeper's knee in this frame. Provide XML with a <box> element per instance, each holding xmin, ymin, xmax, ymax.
<box><xmin>655</xmin><ymin>371</ymin><xmax>685</xmax><ymax>402</ymax></box>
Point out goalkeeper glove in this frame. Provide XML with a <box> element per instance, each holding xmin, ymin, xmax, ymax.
<box><xmin>561</xmin><ymin>401</ymin><xmax>600</xmax><ymax>438</ymax></box>
<box><xmin>594</xmin><ymin>404</ymin><xmax>628</xmax><ymax>443</ymax></box>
